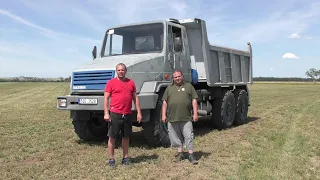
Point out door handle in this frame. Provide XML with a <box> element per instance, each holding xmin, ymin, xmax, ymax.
<box><xmin>168</xmin><ymin>52</ymin><xmax>174</xmax><ymax>68</ymax></box>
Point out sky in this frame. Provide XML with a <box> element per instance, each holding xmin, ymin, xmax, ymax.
<box><xmin>1</xmin><ymin>0</ymin><xmax>319</xmax><ymax>78</ymax></box>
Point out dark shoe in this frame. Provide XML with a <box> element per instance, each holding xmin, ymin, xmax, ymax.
<box><xmin>188</xmin><ymin>154</ymin><xmax>198</xmax><ymax>165</ymax></box>
<box><xmin>122</xmin><ymin>157</ymin><xmax>131</xmax><ymax>165</ymax></box>
<box><xmin>175</xmin><ymin>152</ymin><xmax>184</xmax><ymax>162</ymax></box>
<box><xmin>108</xmin><ymin>159</ymin><xmax>116</xmax><ymax>169</ymax></box>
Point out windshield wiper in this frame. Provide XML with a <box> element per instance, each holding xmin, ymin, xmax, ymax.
<box><xmin>108</xmin><ymin>53</ymin><xmax>122</xmax><ymax>56</ymax></box>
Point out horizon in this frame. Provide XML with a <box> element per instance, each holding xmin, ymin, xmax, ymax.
<box><xmin>0</xmin><ymin>75</ymin><xmax>317</xmax><ymax>79</ymax></box>
<box><xmin>1</xmin><ymin>0</ymin><xmax>319</xmax><ymax>78</ymax></box>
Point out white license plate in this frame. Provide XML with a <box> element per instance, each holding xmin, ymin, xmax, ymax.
<box><xmin>78</xmin><ymin>98</ymin><xmax>98</xmax><ymax>105</ymax></box>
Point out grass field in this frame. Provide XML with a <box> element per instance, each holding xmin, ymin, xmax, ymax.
<box><xmin>0</xmin><ymin>82</ymin><xmax>319</xmax><ymax>179</ymax></box>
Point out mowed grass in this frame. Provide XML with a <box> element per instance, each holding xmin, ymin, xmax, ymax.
<box><xmin>0</xmin><ymin>82</ymin><xmax>319</xmax><ymax>179</ymax></box>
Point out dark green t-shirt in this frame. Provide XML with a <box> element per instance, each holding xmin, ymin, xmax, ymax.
<box><xmin>162</xmin><ymin>82</ymin><xmax>198</xmax><ymax>122</ymax></box>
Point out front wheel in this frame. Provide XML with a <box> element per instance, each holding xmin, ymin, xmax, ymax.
<box><xmin>142</xmin><ymin>91</ymin><xmax>170</xmax><ymax>147</ymax></box>
<box><xmin>72</xmin><ymin>116</ymin><xmax>108</xmax><ymax>141</ymax></box>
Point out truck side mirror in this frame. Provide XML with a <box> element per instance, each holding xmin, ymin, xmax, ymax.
<box><xmin>174</xmin><ymin>37</ymin><xmax>182</xmax><ymax>52</ymax></box>
<box><xmin>92</xmin><ymin>46</ymin><xmax>97</xmax><ymax>59</ymax></box>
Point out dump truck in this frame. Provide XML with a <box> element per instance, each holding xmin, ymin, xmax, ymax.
<box><xmin>57</xmin><ymin>18</ymin><xmax>253</xmax><ymax>147</ymax></box>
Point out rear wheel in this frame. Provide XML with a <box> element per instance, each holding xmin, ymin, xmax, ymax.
<box><xmin>233</xmin><ymin>89</ymin><xmax>249</xmax><ymax>125</ymax></box>
<box><xmin>211</xmin><ymin>90</ymin><xmax>236</xmax><ymax>129</ymax></box>
<box><xmin>142</xmin><ymin>91</ymin><xmax>170</xmax><ymax>147</ymax></box>
<box><xmin>72</xmin><ymin>115</ymin><xmax>108</xmax><ymax>141</ymax></box>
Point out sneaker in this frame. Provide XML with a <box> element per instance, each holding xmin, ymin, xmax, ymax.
<box><xmin>108</xmin><ymin>159</ymin><xmax>116</xmax><ymax>169</ymax></box>
<box><xmin>122</xmin><ymin>157</ymin><xmax>131</xmax><ymax>165</ymax></box>
<box><xmin>188</xmin><ymin>154</ymin><xmax>198</xmax><ymax>165</ymax></box>
<box><xmin>175</xmin><ymin>152</ymin><xmax>184</xmax><ymax>162</ymax></box>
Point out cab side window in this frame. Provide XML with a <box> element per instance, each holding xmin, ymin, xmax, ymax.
<box><xmin>168</xmin><ymin>25</ymin><xmax>183</xmax><ymax>52</ymax></box>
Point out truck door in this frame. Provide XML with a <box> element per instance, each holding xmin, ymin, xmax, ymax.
<box><xmin>167</xmin><ymin>24</ymin><xmax>191</xmax><ymax>81</ymax></box>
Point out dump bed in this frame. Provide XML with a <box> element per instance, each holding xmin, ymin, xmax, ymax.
<box><xmin>179</xmin><ymin>19</ymin><xmax>253</xmax><ymax>86</ymax></box>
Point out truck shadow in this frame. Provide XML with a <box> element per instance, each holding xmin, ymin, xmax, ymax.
<box><xmin>179</xmin><ymin>151</ymin><xmax>211</xmax><ymax>160</ymax></box>
<box><xmin>193</xmin><ymin>115</ymin><xmax>260</xmax><ymax>136</ymax></box>
<box><xmin>193</xmin><ymin>151</ymin><xmax>211</xmax><ymax>160</ymax></box>
<box><xmin>130</xmin><ymin>154</ymin><xmax>159</xmax><ymax>164</ymax></box>
<box><xmin>75</xmin><ymin>132</ymin><xmax>156</xmax><ymax>149</ymax></box>
<box><xmin>247</xmin><ymin>116</ymin><xmax>260</xmax><ymax>123</ymax></box>
<box><xmin>76</xmin><ymin>116</ymin><xmax>260</xmax><ymax>148</ymax></box>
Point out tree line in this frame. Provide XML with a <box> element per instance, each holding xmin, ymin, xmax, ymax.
<box><xmin>1</xmin><ymin>76</ymin><xmax>318</xmax><ymax>82</ymax></box>
<box><xmin>253</xmin><ymin>77</ymin><xmax>319</xmax><ymax>82</ymax></box>
<box><xmin>0</xmin><ymin>68</ymin><xmax>319</xmax><ymax>82</ymax></box>
<box><xmin>0</xmin><ymin>76</ymin><xmax>71</xmax><ymax>82</ymax></box>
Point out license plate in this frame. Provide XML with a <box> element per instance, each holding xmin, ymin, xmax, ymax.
<box><xmin>78</xmin><ymin>98</ymin><xmax>98</xmax><ymax>105</ymax></box>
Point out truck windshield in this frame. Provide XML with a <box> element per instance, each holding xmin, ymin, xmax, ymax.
<box><xmin>104</xmin><ymin>23</ymin><xmax>164</xmax><ymax>56</ymax></box>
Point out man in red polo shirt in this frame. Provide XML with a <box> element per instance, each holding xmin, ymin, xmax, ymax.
<box><xmin>104</xmin><ymin>63</ymin><xmax>142</xmax><ymax>168</ymax></box>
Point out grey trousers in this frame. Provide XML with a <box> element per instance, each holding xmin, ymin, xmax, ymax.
<box><xmin>168</xmin><ymin>121</ymin><xmax>194</xmax><ymax>151</ymax></box>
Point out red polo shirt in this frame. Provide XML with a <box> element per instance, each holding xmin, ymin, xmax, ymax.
<box><xmin>104</xmin><ymin>78</ymin><xmax>136</xmax><ymax>114</ymax></box>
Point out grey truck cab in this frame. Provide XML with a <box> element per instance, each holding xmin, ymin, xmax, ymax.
<box><xmin>57</xmin><ymin>18</ymin><xmax>253</xmax><ymax>147</ymax></box>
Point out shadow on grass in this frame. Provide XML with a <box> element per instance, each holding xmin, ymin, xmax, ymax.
<box><xmin>128</xmin><ymin>131</ymin><xmax>159</xmax><ymax>149</ymax></box>
<box><xmin>193</xmin><ymin>151</ymin><xmax>211</xmax><ymax>160</ymax></box>
<box><xmin>75</xmin><ymin>139</ymin><xmax>107</xmax><ymax>146</ymax></box>
<box><xmin>193</xmin><ymin>115</ymin><xmax>260</xmax><ymax>136</ymax></box>
<box><xmin>75</xmin><ymin>116</ymin><xmax>260</xmax><ymax>147</ymax></box>
<box><xmin>193</xmin><ymin>117</ymin><xmax>214</xmax><ymax>137</ymax></box>
<box><xmin>178</xmin><ymin>151</ymin><xmax>211</xmax><ymax>161</ymax></box>
<box><xmin>247</xmin><ymin>116</ymin><xmax>260</xmax><ymax>123</ymax></box>
<box><xmin>75</xmin><ymin>131</ymin><xmax>158</xmax><ymax>149</ymax></box>
<box><xmin>131</xmin><ymin>154</ymin><xmax>159</xmax><ymax>164</ymax></box>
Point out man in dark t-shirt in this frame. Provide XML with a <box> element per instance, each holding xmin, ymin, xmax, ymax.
<box><xmin>104</xmin><ymin>63</ymin><xmax>142</xmax><ymax>168</ymax></box>
<box><xmin>162</xmin><ymin>69</ymin><xmax>199</xmax><ymax>164</ymax></box>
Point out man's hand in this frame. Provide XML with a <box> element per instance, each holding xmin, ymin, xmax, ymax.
<box><xmin>193</xmin><ymin>113</ymin><xmax>198</xmax><ymax>122</ymax></box>
<box><xmin>104</xmin><ymin>113</ymin><xmax>111</xmax><ymax>122</ymax></box>
<box><xmin>137</xmin><ymin>113</ymin><xmax>142</xmax><ymax>123</ymax></box>
<box><xmin>162</xmin><ymin>115</ymin><xmax>167</xmax><ymax>123</ymax></box>
<box><xmin>192</xmin><ymin>98</ymin><xmax>198</xmax><ymax>122</ymax></box>
<box><xmin>161</xmin><ymin>100</ymin><xmax>167</xmax><ymax>123</ymax></box>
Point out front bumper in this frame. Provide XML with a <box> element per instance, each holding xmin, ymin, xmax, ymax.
<box><xmin>57</xmin><ymin>95</ymin><xmax>104</xmax><ymax>110</ymax></box>
<box><xmin>56</xmin><ymin>93</ymin><xmax>158</xmax><ymax>111</ymax></box>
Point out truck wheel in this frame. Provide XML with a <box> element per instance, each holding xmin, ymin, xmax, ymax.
<box><xmin>72</xmin><ymin>117</ymin><xmax>108</xmax><ymax>141</ymax></box>
<box><xmin>211</xmin><ymin>90</ymin><xmax>236</xmax><ymax>129</ymax></box>
<box><xmin>233</xmin><ymin>89</ymin><xmax>249</xmax><ymax>125</ymax></box>
<box><xmin>142</xmin><ymin>91</ymin><xmax>170</xmax><ymax>147</ymax></box>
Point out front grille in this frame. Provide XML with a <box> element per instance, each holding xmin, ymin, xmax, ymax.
<box><xmin>72</xmin><ymin>70</ymin><xmax>115</xmax><ymax>90</ymax></box>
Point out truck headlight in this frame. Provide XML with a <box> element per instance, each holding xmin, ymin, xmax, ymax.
<box><xmin>58</xmin><ymin>99</ymin><xmax>67</xmax><ymax>107</ymax></box>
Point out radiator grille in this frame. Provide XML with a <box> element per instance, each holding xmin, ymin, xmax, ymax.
<box><xmin>72</xmin><ymin>70</ymin><xmax>115</xmax><ymax>90</ymax></box>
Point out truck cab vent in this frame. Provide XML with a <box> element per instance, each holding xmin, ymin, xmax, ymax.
<box><xmin>72</xmin><ymin>70</ymin><xmax>115</xmax><ymax>90</ymax></box>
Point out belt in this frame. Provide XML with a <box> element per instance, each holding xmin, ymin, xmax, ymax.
<box><xmin>111</xmin><ymin>112</ymin><xmax>128</xmax><ymax>118</ymax></box>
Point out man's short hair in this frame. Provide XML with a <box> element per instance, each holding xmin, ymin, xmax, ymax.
<box><xmin>172</xmin><ymin>69</ymin><xmax>183</xmax><ymax>77</ymax></box>
<box><xmin>116</xmin><ymin>63</ymin><xmax>127</xmax><ymax>71</ymax></box>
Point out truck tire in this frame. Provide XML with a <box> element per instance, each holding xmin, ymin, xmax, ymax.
<box><xmin>72</xmin><ymin>117</ymin><xmax>108</xmax><ymax>141</ymax></box>
<box><xmin>142</xmin><ymin>91</ymin><xmax>170</xmax><ymax>147</ymax></box>
<box><xmin>233</xmin><ymin>89</ymin><xmax>249</xmax><ymax>125</ymax></box>
<box><xmin>211</xmin><ymin>90</ymin><xmax>236</xmax><ymax>129</ymax></box>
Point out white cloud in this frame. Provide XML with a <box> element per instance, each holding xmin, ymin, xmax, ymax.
<box><xmin>232</xmin><ymin>1</ymin><xmax>320</xmax><ymax>43</ymax></box>
<box><xmin>0</xmin><ymin>0</ymin><xmax>233</xmax><ymax>78</ymax></box>
<box><xmin>288</xmin><ymin>33</ymin><xmax>300</xmax><ymax>38</ymax></box>
<box><xmin>0</xmin><ymin>40</ymin><xmax>89</xmax><ymax>78</ymax></box>
<box><xmin>170</xmin><ymin>1</ymin><xmax>188</xmax><ymax>13</ymax></box>
<box><xmin>0</xmin><ymin>8</ymin><xmax>102</xmax><ymax>78</ymax></box>
<box><xmin>305</xmin><ymin>36</ymin><xmax>313</xmax><ymax>39</ymax></box>
<box><xmin>0</xmin><ymin>9</ymin><xmax>100</xmax><ymax>44</ymax></box>
<box><xmin>18</xmin><ymin>0</ymin><xmax>107</xmax><ymax>33</ymax></box>
<box><xmin>282</xmin><ymin>53</ymin><xmax>300</xmax><ymax>59</ymax></box>
<box><xmin>1</xmin><ymin>0</ymin><xmax>319</xmax><ymax>78</ymax></box>
<box><xmin>0</xmin><ymin>9</ymin><xmax>57</xmax><ymax>36</ymax></box>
